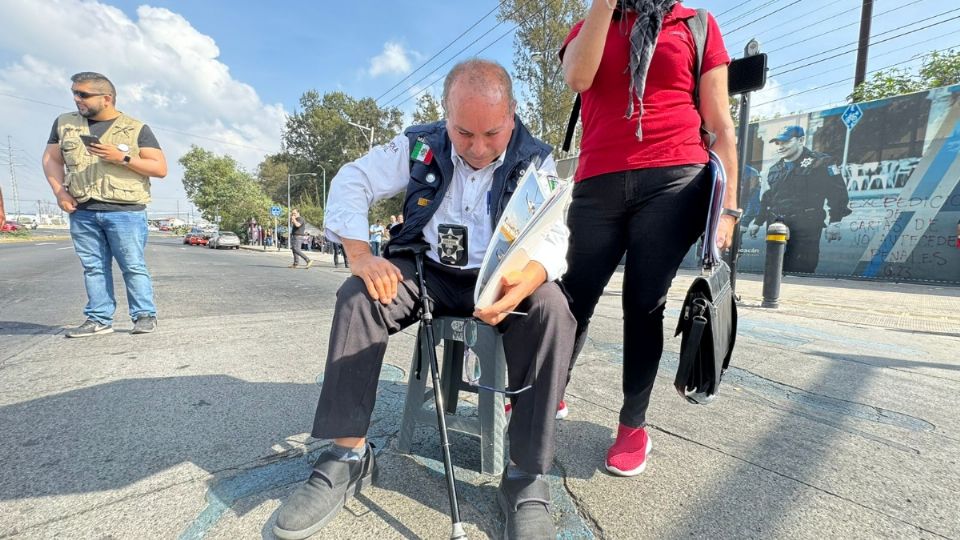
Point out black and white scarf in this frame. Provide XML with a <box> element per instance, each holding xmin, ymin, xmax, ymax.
<box><xmin>619</xmin><ymin>0</ymin><xmax>678</xmax><ymax>140</ymax></box>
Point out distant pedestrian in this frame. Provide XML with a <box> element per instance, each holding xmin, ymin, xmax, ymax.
<box><xmin>289</xmin><ymin>208</ymin><xmax>312</xmax><ymax>269</ymax></box>
<box><xmin>333</xmin><ymin>242</ymin><xmax>349</xmax><ymax>268</ymax></box>
<box><xmin>369</xmin><ymin>219</ymin><xmax>384</xmax><ymax>255</ymax></box>
<box><xmin>42</xmin><ymin>71</ymin><xmax>167</xmax><ymax>337</ymax></box>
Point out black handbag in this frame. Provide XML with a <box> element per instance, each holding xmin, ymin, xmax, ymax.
<box><xmin>674</xmin><ymin>153</ymin><xmax>738</xmax><ymax>404</ymax></box>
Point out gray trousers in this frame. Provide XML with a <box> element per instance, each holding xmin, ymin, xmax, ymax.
<box><xmin>291</xmin><ymin>235</ymin><xmax>310</xmax><ymax>265</ymax></box>
<box><xmin>312</xmin><ymin>256</ymin><xmax>575</xmax><ymax>474</ymax></box>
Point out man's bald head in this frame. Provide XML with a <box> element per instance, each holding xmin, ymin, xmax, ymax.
<box><xmin>441</xmin><ymin>59</ymin><xmax>518</xmax><ymax>169</ymax></box>
<box><xmin>442</xmin><ymin>59</ymin><xmax>516</xmax><ymax>112</ymax></box>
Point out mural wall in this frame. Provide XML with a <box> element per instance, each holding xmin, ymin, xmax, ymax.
<box><xmin>716</xmin><ymin>84</ymin><xmax>960</xmax><ymax>284</ymax></box>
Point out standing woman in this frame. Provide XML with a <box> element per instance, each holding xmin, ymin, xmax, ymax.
<box><xmin>560</xmin><ymin>0</ymin><xmax>739</xmax><ymax>476</ymax></box>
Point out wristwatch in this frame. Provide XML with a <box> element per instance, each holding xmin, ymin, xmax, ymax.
<box><xmin>122</xmin><ymin>155</ymin><xmax>132</xmax><ymax>164</ymax></box>
<box><xmin>720</xmin><ymin>208</ymin><xmax>743</xmax><ymax>221</ymax></box>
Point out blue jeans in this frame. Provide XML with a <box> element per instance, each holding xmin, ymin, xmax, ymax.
<box><xmin>69</xmin><ymin>209</ymin><xmax>156</xmax><ymax>325</ymax></box>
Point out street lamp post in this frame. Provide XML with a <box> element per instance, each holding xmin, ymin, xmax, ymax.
<box><xmin>287</xmin><ymin>172</ymin><xmax>317</xmax><ymax>243</ymax></box>
<box><xmin>347</xmin><ymin>121</ymin><xmax>375</xmax><ymax>152</ymax></box>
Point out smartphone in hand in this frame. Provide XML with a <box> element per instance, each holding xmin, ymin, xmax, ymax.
<box><xmin>79</xmin><ymin>134</ymin><xmax>101</xmax><ymax>147</ymax></box>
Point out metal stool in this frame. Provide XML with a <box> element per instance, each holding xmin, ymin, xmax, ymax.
<box><xmin>397</xmin><ymin>316</ymin><xmax>508</xmax><ymax>476</ymax></box>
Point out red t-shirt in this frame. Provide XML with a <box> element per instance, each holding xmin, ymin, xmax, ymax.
<box><xmin>562</xmin><ymin>4</ymin><xmax>730</xmax><ymax>182</ymax></box>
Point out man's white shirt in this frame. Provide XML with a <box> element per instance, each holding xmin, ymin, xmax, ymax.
<box><xmin>324</xmin><ymin>133</ymin><xmax>568</xmax><ymax>281</ymax></box>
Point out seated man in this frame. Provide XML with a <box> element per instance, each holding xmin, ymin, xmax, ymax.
<box><xmin>273</xmin><ymin>59</ymin><xmax>575</xmax><ymax>540</ymax></box>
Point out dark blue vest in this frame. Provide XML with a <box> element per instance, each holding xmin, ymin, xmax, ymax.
<box><xmin>386</xmin><ymin>115</ymin><xmax>551</xmax><ymax>252</ymax></box>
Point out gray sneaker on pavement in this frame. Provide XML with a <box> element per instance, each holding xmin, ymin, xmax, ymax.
<box><xmin>65</xmin><ymin>319</ymin><xmax>113</xmax><ymax>338</ymax></box>
<box><xmin>498</xmin><ymin>470</ymin><xmax>555</xmax><ymax>540</ymax></box>
<box><xmin>274</xmin><ymin>443</ymin><xmax>378</xmax><ymax>540</ymax></box>
<box><xmin>131</xmin><ymin>315</ymin><xmax>158</xmax><ymax>334</ymax></box>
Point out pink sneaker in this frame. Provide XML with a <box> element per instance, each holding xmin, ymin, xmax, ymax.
<box><xmin>504</xmin><ymin>400</ymin><xmax>568</xmax><ymax>420</ymax></box>
<box><xmin>555</xmin><ymin>400</ymin><xmax>569</xmax><ymax>420</ymax></box>
<box><xmin>605</xmin><ymin>424</ymin><xmax>652</xmax><ymax>477</ymax></box>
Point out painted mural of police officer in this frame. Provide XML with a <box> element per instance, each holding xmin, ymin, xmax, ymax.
<box><xmin>749</xmin><ymin>126</ymin><xmax>852</xmax><ymax>273</ymax></box>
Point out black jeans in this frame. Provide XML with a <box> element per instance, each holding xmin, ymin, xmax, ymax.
<box><xmin>562</xmin><ymin>165</ymin><xmax>711</xmax><ymax>427</ymax></box>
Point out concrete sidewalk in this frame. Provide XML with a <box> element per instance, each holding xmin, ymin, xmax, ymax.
<box><xmin>225</xmin><ymin>247</ymin><xmax>960</xmax><ymax>539</ymax></box>
<box><xmin>1</xmin><ymin>241</ymin><xmax>957</xmax><ymax>539</ymax></box>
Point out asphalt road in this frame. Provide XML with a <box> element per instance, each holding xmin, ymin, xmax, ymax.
<box><xmin>1</xmin><ymin>235</ymin><xmax>958</xmax><ymax>539</ymax></box>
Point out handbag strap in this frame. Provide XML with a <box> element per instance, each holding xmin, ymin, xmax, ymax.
<box><xmin>562</xmin><ymin>94</ymin><xmax>581</xmax><ymax>153</ymax></box>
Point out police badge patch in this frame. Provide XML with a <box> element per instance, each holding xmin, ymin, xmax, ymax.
<box><xmin>437</xmin><ymin>224</ymin><xmax>468</xmax><ymax>266</ymax></box>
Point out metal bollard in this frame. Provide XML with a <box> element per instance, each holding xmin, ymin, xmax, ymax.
<box><xmin>761</xmin><ymin>220</ymin><xmax>790</xmax><ymax>308</ymax></box>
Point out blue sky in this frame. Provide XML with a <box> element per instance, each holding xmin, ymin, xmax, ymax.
<box><xmin>1</xmin><ymin>0</ymin><xmax>957</xmax><ymax>218</ymax></box>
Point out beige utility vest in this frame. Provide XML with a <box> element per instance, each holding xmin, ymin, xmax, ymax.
<box><xmin>57</xmin><ymin>112</ymin><xmax>151</xmax><ymax>204</ymax></box>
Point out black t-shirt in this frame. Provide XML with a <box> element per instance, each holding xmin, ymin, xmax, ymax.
<box><xmin>48</xmin><ymin>117</ymin><xmax>161</xmax><ymax>212</ymax></box>
<box><xmin>291</xmin><ymin>217</ymin><xmax>306</xmax><ymax>236</ymax></box>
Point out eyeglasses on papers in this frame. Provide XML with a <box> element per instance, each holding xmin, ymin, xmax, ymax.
<box><xmin>72</xmin><ymin>90</ymin><xmax>107</xmax><ymax>99</ymax></box>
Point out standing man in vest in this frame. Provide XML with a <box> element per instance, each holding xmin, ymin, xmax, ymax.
<box><xmin>41</xmin><ymin>72</ymin><xmax>168</xmax><ymax>337</ymax></box>
<box><xmin>273</xmin><ymin>59</ymin><xmax>575</xmax><ymax>540</ymax></box>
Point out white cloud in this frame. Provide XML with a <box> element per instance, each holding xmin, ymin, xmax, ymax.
<box><xmin>750</xmin><ymin>77</ymin><xmax>792</xmax><ymax>119</ymax></box>
<box><xmin>0</xmin><ymin>0</ymin><xmax>286</xmax><ymax>217</ymax></box>
<box><xmin>368</xmin><ymin>42</ymin><xmax>412</xmax><ymax>77</ymax></box>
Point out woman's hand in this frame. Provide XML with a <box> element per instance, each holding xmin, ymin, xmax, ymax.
<box><xmin>716</xmin><ymin>214</ymin><xmax>737</xmax><ymax>251</ymax></box>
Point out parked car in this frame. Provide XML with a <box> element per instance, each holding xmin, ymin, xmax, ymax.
<box><xmin>208</xmin><ymin>231</ymin><xmax>240</xmax><ymax>249</ymax></box>
<box><xmin>1</xmin><ymin>222</ymin><xmax>23</xmax><ymax>232</ymax></box>
<box><xmin>188</xmin><ymin>233</ymin><xmax>208</xmax><ymax>246</ymax></box>
<box><xmin>182</xmin><ymin>232</ymin><xmax>194</xmax><ymax>245</ymax></box>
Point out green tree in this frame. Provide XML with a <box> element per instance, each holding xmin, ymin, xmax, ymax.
<box><xmin>413</xmin><ymin>92</ymin><xmax>443</xmax><ymax>124</ymax></box>
<box><xmin>918</xmin><ymin>49</ymin><xmax>960</xmax><ymax>89</ymax></box>
<box><xmin>498</xmin><ymin>0</ymin><xmax>586</xmax><ymax>152</ymax></box>
<box><xmin>850</xmin><ymin>49</ymin><xmax>960</xmax><ymax>102</ymax></box>
<box><xmin>179</xmin><ymin>145</ymin><xmax>274</xmax><ymax>234</ymax></box>
<box><xmin>849</xmin><ymin>68</ymin><xmax>921</xmax><ymax>103</ymax></box>
<box><xmin>280</xmin><ymin>90</ymin><xmax>406</xmax><ymax>224</ymax></box>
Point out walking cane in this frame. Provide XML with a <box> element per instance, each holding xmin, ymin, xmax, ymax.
<box><xmin>391</xmin><ymin>243</ymin><xmax>467</xmax><ymax>540</ymax></box>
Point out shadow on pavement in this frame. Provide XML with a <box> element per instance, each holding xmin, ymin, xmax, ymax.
<box><xmin>809</xmin><ymin>350</ymin><xmax>960</xmax><ymax>373</ymax></box>
<box><xmin>0</xmin><ymin>321</ymin><xmax>64</xmax><ymax>336</ymax></box>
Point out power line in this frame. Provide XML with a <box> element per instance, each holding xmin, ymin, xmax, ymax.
<box><xmin>752</xmin><ymin>44</ymin><xmax>960</xmax><ymax>109</ymax></box>
<box><xmin>374</xmin><ymin>0</ymin><xmax>508</xmax><ymax>103</ymax></box>
<box><xmin>378</xmin><ymin>14</ymin><xmax>516</xmax><ymax>107</ymax></box>
<box><xmin>723</xmin><ymin>0</ymin><xmax>803</xmax><ymax>36</ymax></box>
<box><xmin>390</xmin><ymin>22</ymin><xmax>522</xmax><ymax>110</ymax></box>
<box><xmin>379</xmin><ymin>22</ymin><xmax>512</xmax><ymax>107</ymax></box>
<box><xmin>378</xmin><ymin>0</ymin><xmax>545</xmax><ymax>108</ymax></box>
<box><xmin>719</xmin><ymin>0</ymin><xmax>791</xmax><ymax>26</ymax></box>
<box><xmin>773</xmin><ymin>27</ymin><xmax>959</xmax><ymax>89</ymax></box>
<box><xmin>770</xmin><ymin>10</ymin><xmax>960</xmax><ymax>76</ymax></box>
<box><xmin>715</xmin><ymin>0</ymin><xmax>761</xmax><ymax>20</ymax></box>
<box><xmin>760</xmin><ymin>0</ymin><xmax>933</xmax><ymax>56</ymax></box>
<box><xmin>728</xmin><ymin>0</ymin><xmax>864</xmax><ymax>54</ymax></box>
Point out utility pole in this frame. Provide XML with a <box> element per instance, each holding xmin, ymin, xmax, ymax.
<box><xmin>7</xmin><ymin>136</ymin><xmax>20</xmax><ymax>218</ymax></box>
<box><xmin>854</xmin><ymin>0</ymin><xmax>874</xmax><ymax>90</ymax></box>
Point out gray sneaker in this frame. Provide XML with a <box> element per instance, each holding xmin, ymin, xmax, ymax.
<box><xmin>131</xmin><ymin>315</ymin><xmax>158</xmax><ymax>334</ymax></box>
<box><xmin>274</xmin><ymin>444</ymin><xmax>377</xmax><ymax>540</ymax></box>
<box><xmin>65</xmin><ymin>320</ymin><xmax>113</xmax><ymax>338</ymax></box>
<box><xmin>498</xmin><ymin>470</ymin><xmax>555</xmax><ymax>540</ymax></box>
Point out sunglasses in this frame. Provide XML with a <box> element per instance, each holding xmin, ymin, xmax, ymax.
<box><xmin>72</xmin><ymin>90</ymin><xmax>107</xmax><ymax>99</ymax></box>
